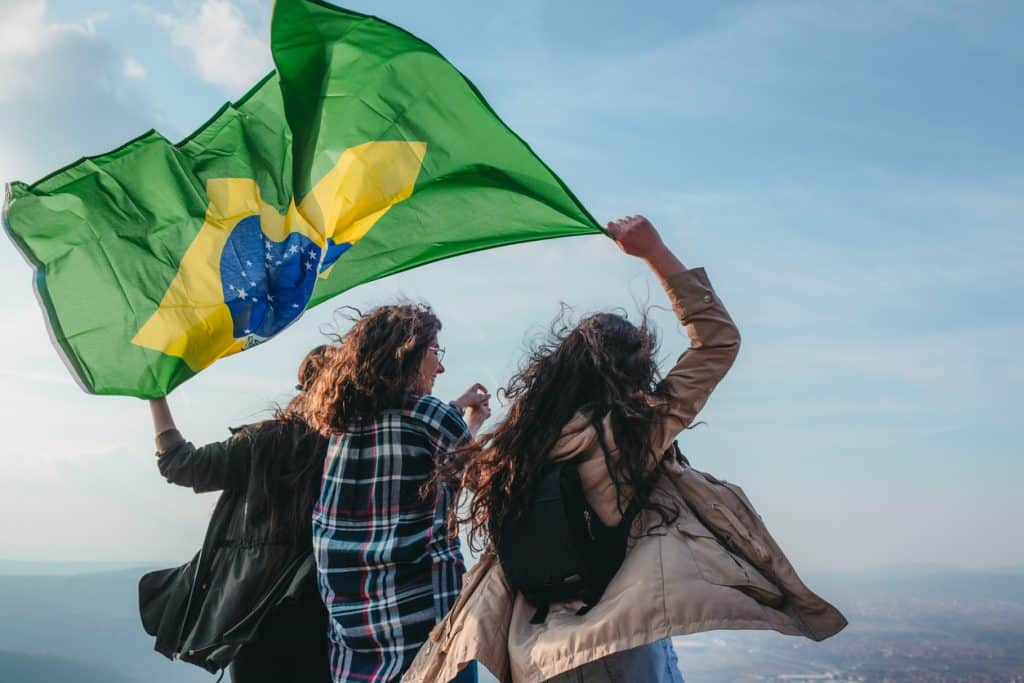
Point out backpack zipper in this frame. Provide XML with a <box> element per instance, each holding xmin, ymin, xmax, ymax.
<box><xmin>583</xmin><ymin>509</ymin><xmax>596</xmax><ymax>540</ymax></box>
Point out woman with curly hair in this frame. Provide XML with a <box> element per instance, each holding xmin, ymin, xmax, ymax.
<box><xmin>141</xmin><ymin>345</ymin><xmax>333</xmax><ymax>683</ymax></box>
<box><xmin>403</xmin><ymin>216</ymin><xmax>845</xmax><ymax>683</ymax></box>
<box><xmin>304</xmin><ymin>303</ymin><xmax>490</xmax><ymax>683</ymax></box>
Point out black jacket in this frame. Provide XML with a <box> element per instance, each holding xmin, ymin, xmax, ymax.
<box><xmin>138</xmin><ymin>418</ymin><xmax>329</xmax><ymax>673</ymax></box>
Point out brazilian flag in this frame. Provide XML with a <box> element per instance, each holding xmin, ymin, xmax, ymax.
<box><xmin>2</xmin><ymin>0</ymin><xmax>600</xmax><ymax>397</ymax></box>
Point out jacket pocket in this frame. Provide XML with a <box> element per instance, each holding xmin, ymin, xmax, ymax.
<box><xmin>707</xmin><ymin>500</ymin><xmax>771</xmax><ymax>564</ymax></box>
<box><xmin>681</xmin><ymin>534</ymin><xmax>783</xmax><ymax>607</ymax></box>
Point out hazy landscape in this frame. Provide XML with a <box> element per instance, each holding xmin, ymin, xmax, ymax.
<box><xmin>1</xmin><ymin>561</ymin><xmax>1022</xmax><ymax>683</ymax></box>
<box><xmin>672</xmin><ymin>568</ymin><xmax>1024</xmax><ymax>682</ymax></box>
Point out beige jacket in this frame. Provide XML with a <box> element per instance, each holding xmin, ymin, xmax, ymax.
<box><xmin>403</xmin><ymin>268</ymin><xmax>847</xmax><ymax>683</ymax></box>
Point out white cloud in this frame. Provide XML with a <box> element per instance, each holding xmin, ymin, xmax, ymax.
<box><xmin>0</xmin><ymin>0</ymin><xmax>48</xmax><ymax>55</ymax></box>
<box><xmin>0</xmin><ymin>1</ymin><xmax>112</xmax><ymax>100</ymax></box>
<box><xmin>122</xmin><ymin>56</ymin><xmax>147</xmax><ymax>79</ymax></box>
<box><xmin>0</xmin><ymin>2</ymin><xmax>155</xmax><ymax>186</ymax></box>
<box><xmin>0</xmin><ymin>1</ymin><xmax>110</xmax><ymax>57</ymax></box>
<box><xmin>140</xmin><ymin>0</ymin><xmax>271</xmax><ymax>93</ymax></box>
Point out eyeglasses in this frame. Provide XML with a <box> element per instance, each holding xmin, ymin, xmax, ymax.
<box><xmin>428</xmin><ymin>345</ymin><xmax>446</xmax><ymax>362</ymax></box>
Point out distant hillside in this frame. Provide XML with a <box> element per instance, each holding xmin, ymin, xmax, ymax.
<box><xmin>0</xmin><ymin>563</ymin><xmax>1021</xmax><ymax>682</ymax></box>
<box><xmin>807</xmin><ymin>567</ymin><xmax>1024</xmax><ymax>606</ymax></box>
<box><xmin>676</xmin><ymin>567</ymin><xmax>1024</xmax><ymax>682</ymax></box>
<box><xmin>0</xmin><ymin>650</ymin><xmax>136</xmax><ymax>683</ymax></box>
<box><xmin>0</xmin><ymin>567</ymin><xmax>208</xmax><ymax>683</ymax></box>
<box><xmin>0</xmin><ymin>559</ymin><xmax>161</xmax><ymax>576</ymax></box>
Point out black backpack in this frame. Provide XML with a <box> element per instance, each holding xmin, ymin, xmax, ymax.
<box><xmin>496</xmin><ymin>421</ymin><xmax>637</xmax><ymax>624</ymax></box>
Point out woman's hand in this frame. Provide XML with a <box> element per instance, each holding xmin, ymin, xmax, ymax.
<box><xmin>606</xmin><ymin>215</ymin><xmax>664</xmax><ymax>258</ymax></box>
<box><xmin>452</xmin><ymin>383</ymin><xmax>490</xmax><ymax>411</ymax></box>
<box><xmin>465</xmin><ymin>401</ymin><xmax>491</xmax><ymax>437</ymax></box>
<box><xmin>452</xmin><ymin>383</ymin><xmax>491</xmax><ymax>436</ymax></box>
<box><xmin>606</xmin><ymin>214</ymin><xmax>686</xmax><ymax>280</ymax></box>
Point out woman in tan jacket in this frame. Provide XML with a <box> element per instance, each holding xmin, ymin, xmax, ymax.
<box><xmin>404</xmin><ymin>215</ymin><xmax>845</xmax><ymax>683</ymax></box>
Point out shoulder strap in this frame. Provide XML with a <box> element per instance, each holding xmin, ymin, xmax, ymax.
<box><xmin>589</xmin><ymin>414</ymin><xmax>642</xmax><ymax>524</ymax></box>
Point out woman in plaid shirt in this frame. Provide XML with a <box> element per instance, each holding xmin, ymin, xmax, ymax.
<box><xmin>305</xmin><ymin>304</ymin><xmax>490</xmax><ymax>683</ymax></box>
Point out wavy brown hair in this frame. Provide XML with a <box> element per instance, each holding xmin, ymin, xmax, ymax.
<box><xmin>442</xmin><ymin>308</ymin><xmax>680</xmax><ymax>553</ymax></box>
<box><xmin>305</xmin><ymin>303</ymin><xmax>441</xmax><ymax>435</ymax></box>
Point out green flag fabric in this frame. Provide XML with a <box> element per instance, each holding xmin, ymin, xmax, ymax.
<box><xmin>2</xmin><ymin>0</ymin><xmax>601</xmax><ymax>398</ymax></box>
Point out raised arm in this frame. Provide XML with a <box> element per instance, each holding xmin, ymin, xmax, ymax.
<box><xmin>607</xmin><ymin>216</ymin><xmax>741</xmax><ymax>455</ymax></box>
<box><xmin>149</xmin><ymin>397</ymin><xmax>181</xmax><ymax>452</ymax></box>
<box><xmin>147</xmin><ymin>398</ymin><xmax>251</xmax><ymax>493</ymax></box>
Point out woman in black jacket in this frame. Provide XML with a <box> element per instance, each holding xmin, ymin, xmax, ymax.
<box><xmin>140</xmin><ymin>346</ymin><xmax>332</xmax><ymax>683</ymax></box>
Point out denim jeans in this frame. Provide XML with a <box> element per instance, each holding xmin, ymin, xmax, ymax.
<box><xmin>544</xmin><ymin>638</ymin><xmax>685</xmax><ymax>683</ymax></box>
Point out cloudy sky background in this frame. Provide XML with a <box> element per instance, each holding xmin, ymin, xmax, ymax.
<box><xmin>1</xmin><ymin>0</ymin><xmax>1021</xmax><ymax>572</ymax></box>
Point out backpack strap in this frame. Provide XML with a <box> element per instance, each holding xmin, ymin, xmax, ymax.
<box><xmin>590</xmin><ymin>417</ymin><xmax>690</xmax><ymax>527</ymax></box>
<box><xmin>590</xmin><ymin>414</ymin><xmax>644</xmax><ymax>527</ymax></box>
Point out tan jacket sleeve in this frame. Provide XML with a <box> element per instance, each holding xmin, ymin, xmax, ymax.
<box><xmin>648</xmin><ymin>266</ymin><xmax>740</xmax><ymax>455</ymax></box>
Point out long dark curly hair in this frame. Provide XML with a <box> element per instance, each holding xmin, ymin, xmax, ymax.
<box><xmin>305</xmin><ymin>303</ymin><xmax>441</xmax><ymax>435</ymax></box>
<box><xmin>443</xmin><ymin>308</ymin><xmax>679</xmax><ymax>553</ymax></box>
<box><xmin>244</xmin><ymin>344</ymin><xmax>331</xmax><ymax>537</ymax></box>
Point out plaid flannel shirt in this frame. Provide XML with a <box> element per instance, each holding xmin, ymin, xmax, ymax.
<box><xmin>312</xmin><ymin>394</ymin><xmax>471</xmax><ymax>683</ymax></box>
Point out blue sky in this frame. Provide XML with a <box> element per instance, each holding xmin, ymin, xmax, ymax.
<box><xmin>0</xmin><ymin>0</ymin><xmax>1021</xmax><ymax>572</ymax></box>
